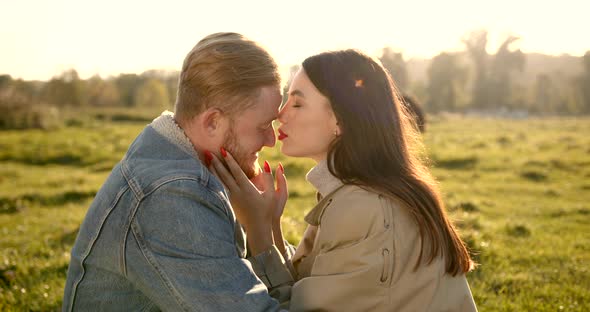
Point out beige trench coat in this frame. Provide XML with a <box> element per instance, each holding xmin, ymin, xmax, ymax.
<box><xmin>287</xmin><ymin>184</ymin><xmax>477</xmax><ymax>312</ymax></box>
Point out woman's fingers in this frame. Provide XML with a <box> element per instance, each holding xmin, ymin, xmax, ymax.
<box><xmin>275</xmin><ymin>162</ymin><xmax>288</xmax><ymax>200</ymax></box>
<box><xmin>208</xmin><ymin>163</ymin><xmax>220</xmax><ymax>183</ymax></box>
<box><xmin>209</xmin><ymin>153</ymin><xmax>239</xmax><ymax>191</ymax></box>
<box><xmin>274</xmin><ymin>163</ymin><xmax>288</xmax><ymax>221</ymax></box>
<box><xmin>259</xmin><ymin>160</ymin><xmax>275</xmax><ymax>193</ymax></box>
<box><xmin>209</xmin><ymin>163</ymin><xmax>231</xmax><ymax>192</ymax></box>
<box><xmin>222</xmin><ymin>149</ymin><xmax>251</xmax><ymax>187</ymax></box>
<box><xmin>250</xmin><ymin>167</ymin><xmax>265</xmax><ymax>191</ymax></box>
<box><xmin>251</xmin><ymin>160</ymin><xmax>275</xmax><ymax>192</ymax></box>
<box><xmin>213</xmin><ymin>149</ymin><xmax>278</xmax><ymax>203</ymax></box>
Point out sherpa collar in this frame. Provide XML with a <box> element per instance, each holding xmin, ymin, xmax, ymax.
<box><xmin>150</xmin><ymin>111</ymin><xmax>201</xmax><ymax>161</ymax></box>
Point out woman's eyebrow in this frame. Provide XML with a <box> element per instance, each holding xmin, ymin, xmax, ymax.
<box><xmin>289</xmin><ymin>89</ymin><xmax>305</xmax><ymax>98</ymax></box>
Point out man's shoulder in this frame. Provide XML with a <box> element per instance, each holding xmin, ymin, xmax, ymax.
<box><xmin>120</xmin><ymin>126</ymin><xmax>221</xmax><ymax>197</ymax></box>
<box><xmin>123</xmin><ymin>157</ymin><xmax>224</xmax><ymax>197</ymax></box>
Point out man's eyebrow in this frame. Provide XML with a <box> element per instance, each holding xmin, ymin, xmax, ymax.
<box><xmin>289</xmin><ymin>89</ymin><xmax>305</xmax><ymax>98</ymax></box>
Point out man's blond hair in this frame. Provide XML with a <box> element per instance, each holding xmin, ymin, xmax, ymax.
<box><xmin>174</xmin><ymin>33</ymin><xmax>280</xmax><ymax>123</ymax></box>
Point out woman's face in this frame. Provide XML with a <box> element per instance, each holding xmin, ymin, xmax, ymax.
<box><xmin>277</xmin><ymin>69</ymin><xmax>340</xmax><ymax>161</ymax></box>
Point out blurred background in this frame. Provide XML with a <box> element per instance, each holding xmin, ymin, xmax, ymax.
<box><xmin>1</xmin><ymin>0</ymin><xmax>589</xmax><ymax>311</ymax></box>
<box><xmin>2</xmin><ymin>0</ymin><xmax>590</xmax><ymax>125</ymax></box>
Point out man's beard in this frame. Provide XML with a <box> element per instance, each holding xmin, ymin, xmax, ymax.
<box><xmin>223</xmin><ymin>127</ymin><xmax>258</xmax><ymax>179</ymax></box>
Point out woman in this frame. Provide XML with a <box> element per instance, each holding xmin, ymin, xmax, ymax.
<box><xmin>211</xmin><ymin>50</ymin><xmax>477</xmax><ymax>311</ymax></box>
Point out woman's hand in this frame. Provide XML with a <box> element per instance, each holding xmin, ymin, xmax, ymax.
<box><xmin>250</xmin><ymin>161</ymin><xmax>289</xmax><ymax>259</ymax></box>
<box><xmin>208</xmin><ymin>149</ymin><xmax>284</xmax><ymax>255</ymax></box>
<box><xmin>252</xmin><ymin>163</ymin><xmax>287</xmax><ymax>226</ymax></box>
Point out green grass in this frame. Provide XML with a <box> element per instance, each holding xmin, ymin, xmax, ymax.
<box><xmin>1</xmin><ymin>115</ymin><xmax>589</xmax><ymax>311</ymax></box>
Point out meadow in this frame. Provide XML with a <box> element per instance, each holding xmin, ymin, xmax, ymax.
<box><xmin>0</xmin><ymin>113</ymin><xmax>588</xmax><ymax>311</ymax></box>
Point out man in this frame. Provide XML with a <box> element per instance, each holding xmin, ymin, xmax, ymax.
<box><xmin>63</xmin><ymin>33</ymin><xmax>293</xmax><ymax>311</ymax></box>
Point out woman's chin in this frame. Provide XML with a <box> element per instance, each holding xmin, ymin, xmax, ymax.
<box><xmin>280</xmin><ymin>146</ymin><xmax>309</xmax><ymax>158</ymax></box>
<box><xmin>279</xmin><ymin>145</ymin><xmax>295</xmax><ymax>157</ymax></box>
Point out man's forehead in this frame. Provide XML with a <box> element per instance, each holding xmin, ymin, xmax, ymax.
<box><xmin>239</xmin><ymin>87</ymin><xmax>281</xmax><ymax>121</ymax></box>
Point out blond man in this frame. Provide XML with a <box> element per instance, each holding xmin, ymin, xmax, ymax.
<box><xmin>63</xmin><ymin>33</ymin><xmax>292</xmax><ymax>311</ymax></box>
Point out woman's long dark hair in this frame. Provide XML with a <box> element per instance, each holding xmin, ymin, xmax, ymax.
<box><xmin>302</xmin><ymin>50</ymin><xmax>473</xmax><ymax>275</ymax></box>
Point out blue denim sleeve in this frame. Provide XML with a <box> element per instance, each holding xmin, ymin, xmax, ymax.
<box><xmin>126</xmin><ymin>179</ymin><xmax>285</xmax><ymax>312</ymax></box>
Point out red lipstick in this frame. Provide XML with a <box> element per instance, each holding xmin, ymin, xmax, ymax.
<box><xmin>278</xmin><ymin>129</ymin><xmax>288</xmax><ymax>140</ymax></box>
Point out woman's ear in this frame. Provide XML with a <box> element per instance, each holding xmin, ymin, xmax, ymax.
<box><xmin>334</xmin><ymin>119</ymin><xmax>342</xmax><ymax>136</ymax></box>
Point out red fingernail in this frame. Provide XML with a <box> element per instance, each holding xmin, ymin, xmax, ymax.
<box><xmin>204</xmin><ymin>150</ymin><xmax>213</xmax><ymax>166</ymax></box>
<box><xmin>278</xmin><ymin>162</ymin><xmax>284</xmax><ymax>174</ymax></box>
<box><xmin>220</xmin><ymin>147</ymin><xmax>227</xmax><ymax>157</ymax></box>
<box><xmin>264</xmin><ymin>161</ymin><xmax>271</xmax><ymax>173</ymax></box>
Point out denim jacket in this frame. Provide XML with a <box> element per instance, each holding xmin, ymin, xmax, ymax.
<box><xmin>63</xmin><ymin>112</ymin><xmax>293</xmax><ymax>311</ymax></box>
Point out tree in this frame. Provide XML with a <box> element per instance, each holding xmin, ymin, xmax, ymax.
<box><xmin>0</xmin><ymin>75</ymin><xmax>12</xmax><ymax>90</ymax></box>
<box><xmin>379</xmin><ymin>47</ymin><xmax>409</xmax><ymax>91</ymax></box>
<box><xmin>41</xmin><ymin>69</ymin><xmax>86</xmax><ymax>107</ymax></box>
<box><xmin>86</xmin><ymin>76</ymin><xmax>121</xmax><ymax>107</ymax></box>
<box><xmin>489</xmin><ymin>36</ymin><xmax>525</xmax><ymax>109</ymax></box>
<box><xmin>580</xmin><ymin>51</ymin><xmax>590</xmax><ymax>113</ymax></box>
<box><xmin>134</xmin><ymin>79</ymin><xmax>171</xmax><ymax>109</ymax></box>
<box><xmin>463</xmin><ymin>31</ymin><xmax>526</xmax><ymax>111</ymax></box>
<box><xmin>0</xmin><ymin>76</ymin><xmax>36</xmax><ymax>107</ymax></box>
<box><xmin>462</xmin><ymin>30</ymin><xmax>490</xmax><ymax>110</ymax></box>
<box><xmin>115</xmin><ymin>74</ymin><xmax>141</xmax><ymax>107</ymax></box>
<box><xmin>426</xmin><ymin>52</ymin><xmax>468</xmax><ymax>112</ymax></box>
<box><xmin>532</xmin><ymin>74</ymin><xmax>559</xmax><ymax>113</ymax></box>
<box><xmin>139</xmin><ymin>70</ymin><xmax>180</xmax><ymax>108</ymax></box>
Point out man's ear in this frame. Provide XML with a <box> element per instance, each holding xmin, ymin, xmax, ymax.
<box><xmin>201</xmin><ymin>108</ymin><xmax>227</xmax><ymax>136</ymax></box>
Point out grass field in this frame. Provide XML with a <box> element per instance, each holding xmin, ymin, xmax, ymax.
<box><xmin>1</xmin><ymin>115</ymin><xmax>589</xmax><ymax>311</ymax></box>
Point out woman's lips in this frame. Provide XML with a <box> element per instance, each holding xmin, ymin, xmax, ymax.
<box><xmin>278</xmin><ymin>129</ymin><xmax>288</xmax><ymax>140</ymax></box>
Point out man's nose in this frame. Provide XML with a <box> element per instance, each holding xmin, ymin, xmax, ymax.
<box><xmin>263</xmin><ymin>124</ymin><xmax>276</xmax><ymax>147</ymax></box>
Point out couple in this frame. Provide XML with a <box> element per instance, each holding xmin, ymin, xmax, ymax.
<box><xmin>63</xmin><ymin>33</ymin><xmax>477</xmax><ymax>311</ymax></box>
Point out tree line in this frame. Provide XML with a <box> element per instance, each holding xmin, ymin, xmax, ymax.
<box><xmin>0</xmin><ymin>69</ymin><xmax>175</xmax><ymax>109</ymax></box>
<box><xmin>1</xmin><ymin>30</ymin><xmax>589</xmax><ymax>129</ymax></box>
<box><xmin>380</xmin><ymin>30</ymin><xmax>590</xmax><ymax>115</ymax></box>
<box><xmin>0</xmin><ymin>70</ymin><xmax>177</xmax><ymax>129</ymax></box>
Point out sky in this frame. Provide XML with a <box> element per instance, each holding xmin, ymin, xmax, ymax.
<box><xmin>1</xmin><ymin>0</ymin><xmax>589</xmax><ymax>81</ymax></box>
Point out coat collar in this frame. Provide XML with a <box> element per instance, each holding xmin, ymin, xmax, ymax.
<box><xmin>304</xmin><ymin>160</ymin><xmax>347</xmax><ymax>226</ymax></box>
<box><xmin>305</xmin><ymin>160</ymin><xmax>344</xmax><ymax>198</ymax></box>
<box><xmin>304</xmin><ymin>184</ymin><xmax>347</xmax><ymax>226</ymax></box>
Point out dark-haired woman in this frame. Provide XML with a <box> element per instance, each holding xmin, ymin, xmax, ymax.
<box><xmin>211</xmin><ymin>50</ymin><xmax>477</xmax><ymax>311</ymax></box>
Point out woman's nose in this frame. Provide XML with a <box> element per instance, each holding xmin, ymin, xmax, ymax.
<box><xmin>278</xmin><ymin>106</ymin><xmax>287</xmax><ymax>123</ymax></box>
